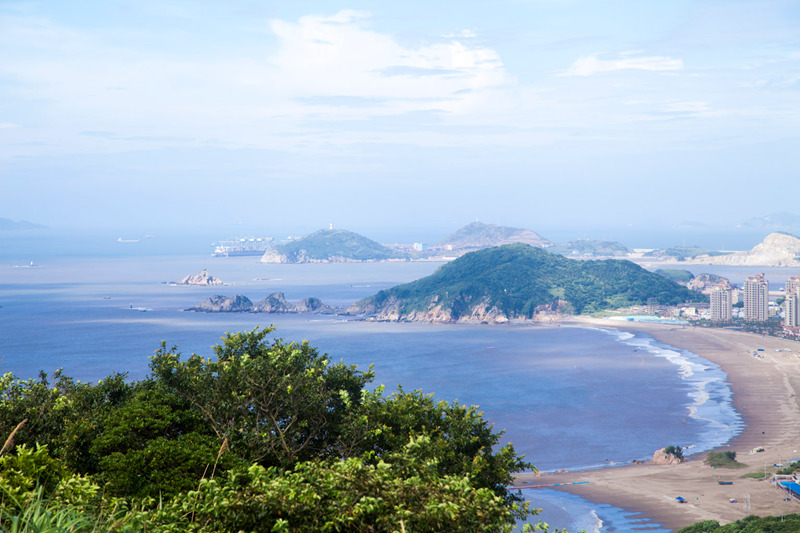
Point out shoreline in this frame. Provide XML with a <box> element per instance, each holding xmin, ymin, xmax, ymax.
<box><xmin>515</xmin><ymin>318</ymin><xmax>800</xmax><ymax>531</ymax></box>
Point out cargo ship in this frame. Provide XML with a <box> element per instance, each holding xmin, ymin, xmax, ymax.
<box><xmin>212</xmin><ymin>237</ymin><xmax>273</xmax><ymax>257</ymax></box>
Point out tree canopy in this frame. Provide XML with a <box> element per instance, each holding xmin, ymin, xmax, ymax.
<box><xmin>0</xmin><ymin>327</ymin><xmax>543</xmax><ymax>532</ymax></box>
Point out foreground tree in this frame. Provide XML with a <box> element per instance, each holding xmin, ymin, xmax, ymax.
<box><xmin>1</xmin><ymin>327</ymin><xmax>539</xmax><ymax>532</ymax></box>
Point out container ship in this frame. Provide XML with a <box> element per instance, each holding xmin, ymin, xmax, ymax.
<box><xmin>212</xmin><ymin>237</ymin><xmax>273</xmax><ymax>257</ymax></box>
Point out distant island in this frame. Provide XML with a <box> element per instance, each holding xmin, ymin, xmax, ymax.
<box><xmin>348</xmin><ymin>243</ymin><xmax>706</xmax><ymax>323</ymax></box>
<box><xmin>0</xmin><ymin>217</ymin><xmax>45</xmax><ymax>230</ymax></box>
<box><xmin>436</xmin><ymin>221</ymin><xmax>551</xmax><ymax>251</ymax></box>
<box><xmin>173</xmin><ymin>269</ymin><xmax>224</xmax><ymax>286</ymax></box>
<box><xmin>260</xmin><ymin>228</ymin><xmax>405</xmax><ymax>263</ymax></box>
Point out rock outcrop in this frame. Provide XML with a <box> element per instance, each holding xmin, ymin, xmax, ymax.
<box><xmin>294</xmin><ymin>297</ymin><xmax>334</xmax><ymax>314</ymax></box>
<box><xmin>186</xmin><ymin>295</ymin><xmax>253</xmax><ymax>312</ymax></box>
<box><xmin>651</xmin><ymin>448</ymin><xmax>685</xmax><ymax>465</ymax></box>
<box><xmin>176</xmin><ymin>269</ymin><xmax>223</xmax><ymax>286</ymax></box>
<box><xmin>687</xmin><ymin>273</ymin><xmax>732</xmax><ymax>295</ymax></box>
<box><xmin>188</xmin><ymin>293</ymin><xmax>335</xmax><ymax>314</ymax></box>
<box><xmin>255</xmin><ymin>292</ymin><xmax>291</xmax><ymax>313</ymax></box>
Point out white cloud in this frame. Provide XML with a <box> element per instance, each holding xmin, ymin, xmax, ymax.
<box><xmin>561</xmin><ymin>52</ymin><xmax>684</xmax><ymax>76</ymax></box>
<box><xmin>267</xmin><ymin>11</ymin><xmax>509</xmax><ymax>114</ymax></box>
<box><xmin>0</xmin><ymin>122</ymin><xmax>19</xmax><ymax>129</ymax></box>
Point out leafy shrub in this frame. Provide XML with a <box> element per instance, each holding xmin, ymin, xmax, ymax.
<box><xmin>705</xmin><ymin>451</ymin><xmax>746</xmax><ymax>469</ymax></box>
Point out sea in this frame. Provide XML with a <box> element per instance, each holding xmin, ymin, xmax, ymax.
<box><xmin>4</xmin><ymin>232</ymin><xmax>793</xmax><ymax>532</ymax></box>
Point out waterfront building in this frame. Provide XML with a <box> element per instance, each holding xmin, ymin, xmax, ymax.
<box><xmin>710</xmin><ymin>287</ymin><xmax>732</xmax><ymax>322</ymax></box>
<box><xmin>785</xmin><ymin>275</ymin><xmax>800</xmax><ymax>327</ymax></box>
<box><xmin>744</xmin><ymin>273</ymin><xmax>769</xmax><ymax>322</ymax></box>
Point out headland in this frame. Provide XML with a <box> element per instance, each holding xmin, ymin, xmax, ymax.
<box><xmin>515</xmin><ymin>318</ymin><xmax>800</xmax><ymax>531</ymax></box>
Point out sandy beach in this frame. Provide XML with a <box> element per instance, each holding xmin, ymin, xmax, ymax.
<box><xmin>514</xmin><ymin>318</ymin><xmax>800</xmax><ymax>531</ymax></box>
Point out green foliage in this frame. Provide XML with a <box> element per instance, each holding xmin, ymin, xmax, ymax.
<box><xmin>339</xmin><ymin>387</ymin><xmax>532</xmax><ymax>508</ymax></box>
<box><xmin>733</xmin><ymin>301</ymin><xmax>744</xmax><ymax>308</ymax></box>
<box><xmin>664</xmin><ymin>445</ymin><xmax>684</xmax><ymax>460</ymax></box>
<box><xmin>273</xmin><ymin>229</ymin><xmax>404</xmax><ymax>261</ymax></box>
<box><xmin>705</xmin><ymin>451</ymin><xmax>747</xmax><ymax>468</ymax></box>
<box><xmin>776</xmin><ymin>460</ymin><xmax>800</xmax><ymax>475</ymax></box>
<box><xmin>741</xmin><ymin>471</ymin><xmax>770</xmax><ymax>478</ymax></box>
<box><xmin>151</xmin><ymin>327</ymin><xmax>374</xmax><ymax>466</ymax></box>
<box><xmin>0</xmin><ymin>489</ymin><xmax>96</xmax><ymax>533</ymax></box>
<box><xmin>677</xmin><ymin>514</ymin><xmax>800</xmax><ymax>532</ymax></box>
<box><xmin>133</xmin><ymin>436</ymin><xmax>527</xmax><ymax>533</ymax></box>
<box><xmin>359</xmin><ymin>243</ymin><xmax>705</xmax><ymax>318</ymax></box>
<box><xmin>0</xmin><ymin>445</ymin><xmax>65</xmax><ymax>502</ymax></box>
<box><xmin>0</xmin><ymin>328</ymin><xmax>536</xmax><ymax>532</ymax></box>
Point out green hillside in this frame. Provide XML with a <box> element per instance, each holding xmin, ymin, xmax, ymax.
<box><xmin>355</xmin><ymin>243</ymin><xmax>705</xmax><ymax>319</ymax></box>
<box><xmin>272</xmin><ymin>229</ymin><xmax>403</xmax><ymax>262</ymax></box>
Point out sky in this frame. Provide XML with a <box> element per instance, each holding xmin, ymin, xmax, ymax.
<box><xmin>1</xmin><ymin>0</ymin><xmax>799</xmax><ymax>243</ymax></box>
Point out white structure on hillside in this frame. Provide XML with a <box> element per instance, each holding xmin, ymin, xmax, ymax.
<box><xmin>785</xmin><ymin>275</ymin><xmax>800</xmax><ymax>327</ymax></box>
<box><xmin>710</xmin><ymin>287</ymin><xmax>732</xmax><ymax>322</ymax></box>
<box><xmin>744</xmin><ymin>273</ymin><xmax>769</xmax><ymax>322</ymax></box>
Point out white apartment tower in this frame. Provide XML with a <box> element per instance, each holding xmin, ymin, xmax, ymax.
<box><xmin>710</xmin><ymin>287</ymin><xmax>732</xmax><ymax>322</ymax></box>
<box><xmin>785</xmin><ymin>275</ymin><xmax>800</xmax><ymax>327</ymax></box>
<box><xmin>744</xmin><ymin>273</ymin><xmax>769</xmax><ymax>322</ymax></box>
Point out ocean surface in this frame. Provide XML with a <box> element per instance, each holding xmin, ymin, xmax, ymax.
<box><xmin>0</xmin><ymin>246</ymin><xmax>752</xmax><ymax>532</ymax></box>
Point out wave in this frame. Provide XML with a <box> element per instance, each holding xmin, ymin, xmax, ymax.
<box><xmin>606</xmin><ymin>328</ymin><xmax>744</xmax><ymax>456</ymax></box>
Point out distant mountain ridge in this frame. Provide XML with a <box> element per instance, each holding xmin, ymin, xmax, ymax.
<box><xmin>0</xmin><ymin>217</ymin><xmax>45</xmax><ymax>230</ymax></box>
<box><xmin>349</xmin><ymin>244</ymin><xmax>704</xmax><ymax>323</ymax></box>
<box><xmin>260</xmin><ymin>229</ymin><xmax>404</xmax><ymax>263</ymax></box>
<box><xmin>438</xmin><ymin>222</ymin><xmax>551</xmax><ymax>250</ymax></box>
<box><xmin>738</xmin><ymin>212</ymin><xmax>800</xmax><ymax>233</ymax></box>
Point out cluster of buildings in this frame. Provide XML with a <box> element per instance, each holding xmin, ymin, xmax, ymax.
<box><xmin>708</xmin><ymin>274</ymin><xmax>800</xmax><ymax>332</ymax></box>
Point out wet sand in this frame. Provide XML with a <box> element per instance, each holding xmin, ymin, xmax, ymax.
<box><xmin>515</xmin><ymin>319</ymin><xmax>800</xmax><ymax>531</ymax></box>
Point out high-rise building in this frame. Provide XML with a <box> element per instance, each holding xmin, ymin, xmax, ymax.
<box><xmin>785</xmin><ymin>275</ymin><xmax>800</xmax><ymax>327</ymax></box>
<box><xmin>744</xmin><ymin>273</ymin><xmax>769</xmax><ymax>322</ymax></box>
<box><xmin>710</xmin><ymin>287</ymin><xmax>732</xmax><ymax>322</ymax></box>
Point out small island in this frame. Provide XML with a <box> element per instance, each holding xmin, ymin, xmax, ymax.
<box><xmin>173</xmin><ymin>269</ymin><xmax>224</xmax><ymax>286</ymax></box>
<box><xmin>260</xmin><ymin>228</ymin><xmax>405</xmax><ymax>263</ymax></box>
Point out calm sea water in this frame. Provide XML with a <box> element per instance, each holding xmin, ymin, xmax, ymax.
<box><xmin>0</xmin><ymin>246</ymin><xmax>746</xmax><ymax>532</ymax></box>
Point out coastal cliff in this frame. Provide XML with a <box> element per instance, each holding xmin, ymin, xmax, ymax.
<box><xmin>348</xmin><ymin>244</ymin><xmax>704</xmax><ymax>324</ymax></box>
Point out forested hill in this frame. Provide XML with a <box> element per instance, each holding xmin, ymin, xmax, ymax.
<box><xmin>260</xmin><ymin>228</ymin><xmax>403</xmax><ymax>263</ymax></box>
<box><xmin>349</xmin><ymin>243</ymin><xmax>706</xmax><ymax>323</ymax></box>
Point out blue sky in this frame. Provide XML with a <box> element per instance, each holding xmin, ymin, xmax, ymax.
<box><xmin>1</xmin><ymin>0</ymin><xmax>799</xmax><ymax>241</ymax></box>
